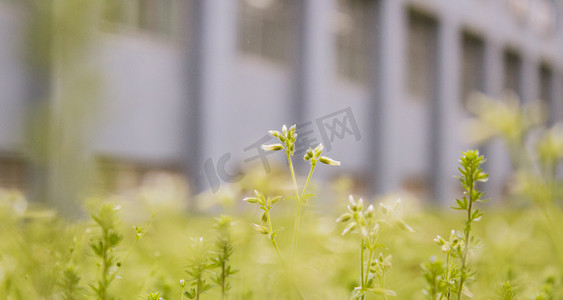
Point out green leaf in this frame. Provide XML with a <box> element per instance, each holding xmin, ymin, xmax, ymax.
<box><xmin>301</xmin><ymin>193</ymin><xmax>315</xmax><ymax>204</ymax></box>
<box><xmin>243</xmin><ymin>197</ymin><xmax>259</xmax><ymax>204</ymax></box>
<box><xmin>341</xmin><ymin>222</ymin><xmax>357</xmax><ymax>235</ymax></box>
<box><xmin>185</xmin><ymin>289</ymin><xmax>195</xmax><ymax>299</ymax></box>
<box><xmin>270</xmin><ymin>195</ymin><xmax>282</xmax><ymax>204</ymax></box>
<box><xmin>336</xmin><ymin>213</ymin><xmax>352</xmax><ymax>223</ymax></box>
<box><xmin>367</xmin><ymin>287</ymin><xmax>397</xmax><ymax>296</ymax></box>
<box><xmin>250</xmin><ymin>223</ymin><xmax>269</xmax><ymax>234</ymax></box>
<box><xmin>397</xmin><ymin>219</ymin><xmax>415</xmax><ymax>233</ymax></box>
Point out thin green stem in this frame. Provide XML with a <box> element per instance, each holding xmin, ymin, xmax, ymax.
<box><xmin>286</xmin><ymin>152</ymin><xmax>302</xmax><ymax>259</ymax></box>
<box><xmin>291</xmin><ymin>162</ymin><xmax>316</xmax><ymax>259</ymax></box>
<box><xmin>360</xmin><ymin>239</ymin><xmax>365</xmax><ymax>300</ymax></box>
<box><xmin>265</xmin><ymin>209</ymin><xmax>283</xmax><ymax>263</ymax></box>
<box><xmin>265</xmin><ymin>207</ymin><xmax>304</xmax><ymax>300</ymax></box>
<box><xmin>364</xmin><ymin>248</ymin><xmax>375</xmax><ymax>288</ymax></box>
<box><xmin>439</xmin><ymin>253</ymin><xmax>452</xmax><ymax>300</ymax></box>
<box><xmin>300</xmin><ymin>163</ymin><xmax>316</xmax><ymax>199</ymax></box>
<box><xmin>221</xmin><ymin>250</ymin><xmax>226</xmax><ymax>300</ymax></box>
<box><xmin>380</xmin><ymin>274</ymin><xmax>388</xmax><ymax>300</ymax></box>
<box><xmin>196</xmin><ymin>274</ymin><xmax>201</xmax><ymax>300</ymax></box>
<box><xmin>457</xmin><ymin>178</ymin><xmax>474</xmax><ymax>300</ymax></box>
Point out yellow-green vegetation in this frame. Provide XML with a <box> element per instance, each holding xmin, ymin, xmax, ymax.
<box><xmin>423</xmin><ymin>150</ymin><xmax>488</xmax><ymax>300</ymax></box>
<box><xmin>0</xmin><ymin>186</ymin><xmax>562</xmax><ymax>299</ymax></box>
<box><xmin>1</xmin><ymin>118</ymin><xmax>563</xmax><ymax>299</ymax></box>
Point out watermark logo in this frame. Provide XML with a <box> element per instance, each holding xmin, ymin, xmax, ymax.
<box><xmin>317</xmin><ymin>107</ymin><xmax>361</xmax><ymax>151</ymax></box>
<box><xmin>199</xmin><ymin>106</ymin><xmax>361</xmax><ymax>192</ymax></box>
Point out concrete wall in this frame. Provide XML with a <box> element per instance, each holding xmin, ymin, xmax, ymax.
<box><xmin>92</xmin><ymin>34</ymin><xmax>188</xmax><ymax>164</ymax></box>
<box><xmin>1</xmin><ymin>0</ymin><xmax>562</xmax><ymax>202</ymax></box>
<box><xmin>0</xmin><ymin>4</ymin><xmax>28</xmax><ymax>153</ymax></box>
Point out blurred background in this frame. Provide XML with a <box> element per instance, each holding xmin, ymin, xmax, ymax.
<box><xmin>0</xmin><ymin>0</ymin><xmax>562</xmax><ymax>214</ymax></box>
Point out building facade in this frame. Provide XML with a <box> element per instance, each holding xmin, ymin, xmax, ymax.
<box><xmin>0</xmin><ymin>0</ymin><xmax>562</xmax><ymax>205</ymax></box>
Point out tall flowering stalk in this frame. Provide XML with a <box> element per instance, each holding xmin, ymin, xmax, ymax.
<box><xmin>244</xmin><ymin>124</ymin><xmax>340</xmax><ymax>299</ymax></box>
<box><xmin>337</xmin><ymin>196</ymin><xmax>414</xmax><ymax>300</ymax></box>
<box><xmin>423</xmin><ymin>150</ymin><xmax>488</xmax><ymax>300</ymax></box>
<box><xmin>260</xmin><ymin>124</ymin><xmax>340</xmax><ymax>258</ymax></box>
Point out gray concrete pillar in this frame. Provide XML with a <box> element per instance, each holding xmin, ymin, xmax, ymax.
<box><xmin>483</xmin><ymin>38</ymin><xmax>511</xmax><ymax>202</ymax></box>
<box><xmin>369</xmin><ymin>0</ymin><xmax>405</xmax><ymax>194</ymax></box>
<box><xmin>521</xmin><ymin>55</ymin><xmax>539</xmax><ymax>104</ymax></box>
<box><xmin>185</xmin><ymin>0</ymin><xmax>205</xmax><ymax>195</ymax></box>
<box><xmin>291</xmin><ymin>0</ymin><xmax>311</xmax><ymax>127</ymax></box>
<box><xmin>554</xmin><ymin>70</ymin><xmax>563</xmax><ymax>122</ymax></box>
<box><xmin>433</xmin><ymin>16</ymin><xmax>460</xmax><ymax>205</ymax></box>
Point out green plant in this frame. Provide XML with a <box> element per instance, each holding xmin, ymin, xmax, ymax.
<box><xmin>454</xmin><ymin>150</ymin><xmax>488</xmax><ymax>299</ymax></box>
<box><xmin>243</xmin><ymin>190</ymin><xmax>284</xmax><ymax>262</ymax></box>
<box><xmin>58</xmin><ymin>235</ymin><xmax>86</xmax><ymax>300</ymax></box>
<box><xmin>534</xmin><ymin>276</ymin><xmax>559</xmax><ymax>300</ymax></box>
<box><xmin>262</xmin><ymin>125</ymin><xmax>340</xmax><ymax>258</ymax></box>
<box><xmin>89</xmin><ymin>203</ymin><xmax>123</xmax><ymax>300</ymax></box>
<box><xmin>242</xmin><ymin>124</ymin><xmax>340</xmax><ymax>299</ymax></box>
<box><xmin>59</xmin><ymin>265</ymin><xmax>82</xmax><ymax>300</ymax></box>
<box><xmin>210</xmin><ymin>215</ymin><xmax>238</xmax><ymax>300</ymax></box>
<box><xmin>183</xmin><ymin>237</ymin><xmax>213</xmax><ymax>300</ymax></box>
<box><xmin>497</xmin><ymin>281</ymin><xmax>517</xmax><ymax>300</ymax></box>
<box><xmin>145</xmin><ymin>291</ymin><xmax>165</xmax><ymax>300</ymax></box>
<box><xmin>468</xmin><ymin>94</ymin><xmax>563</xmax><ymax>266</ymax></box>
<box><xmin>422</xmin><ymin>256</ymin><xmax>446</xmax><ymax>299</ymax></box>
<box><xmin>425</xmin><ymin>150</ymin><xmax>488</xmax><ymax>300</ymax></box>
<box><xmin>337</xmin><ymin>196</ymin><xmax>414</xmax><ymax>299</ymax></box>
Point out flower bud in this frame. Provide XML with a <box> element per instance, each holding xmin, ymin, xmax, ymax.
<box><xmin>434</xmin><ymin>236</ymin><xmax>446</xmax><ymax>245</ymax></box>
<box><xmin>313</xmin><ymin>144</ymin><xmax>324</xmax><ymax>156</ymax></box>
<box><xmin>397</xmin><ymin>219</ymin><xmax>415</xmax><ymax>233</ymax></box>
<box><xmin>336</xmin><ymin>213</ymin><xmax>352</xmax><ymax>223</ymax></box>
<box><xmin>348</xmin><ymin>195</ymin><xmax>357</xmax><ymax>207</ymax></box>
<box><xmin>441</xmin><ymin>244</ymin><xmax>451</xmax><ymax>253</ymax></box>
<box><xmin>261</xmin><ymin>144</ymin><xmax>284</xmax><ymax>151</ymax></box>
<box><xmin>319</xmin><ymin>156</ymin><xmax>341</xmax><ymax>166</ymax></box>
<box><xmin>342</xmin><ymin>222</ymin><xmax>357</xmax><ymax>235</ymax></box>
<box><xmin>380</xmin><ymin>203</ymin><xmax>388</xmax><ymax>215</ymax></box>
<box><xmin>357</xmin><ymin>198</ymin><xmax>364</xmax><ymax>211</ymax></box>
<box><xmin>243</xmin><ymin>197</ymin><xmax>259</xmax><ymax>204</ymax></box>
<box><xmin>304</xmin><ymin>148</ymin><xmax>314</xmax><ymax>161</ymax></box>
<box><xmin>361</xmin><ymin>227</ymin><xmax>368</xmax><ymax>238</ymax></box>
<box><xmin>366</xmin><ymin>204</ymin><xmax>375</xmax><ymax>219</ymax></box>
<box><xmin>268</xmin><ymin>130</ymin><xmax>280</xmax><ymax>138</ymax></box>
<box><xmin>250</xmin><ymin>223</ymin><xmax>269</xmax><ymax>235</ymax></box>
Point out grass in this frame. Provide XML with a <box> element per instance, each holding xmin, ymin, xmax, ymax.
<box><xmin>1</xmin><ymin>115</ymin><xmax>563</xmax><ymax>299</ymax></box>
<box><xmin>0</xmin><ymin>187</ymin><xmax>561</xmax><ymax>299</ymax></box>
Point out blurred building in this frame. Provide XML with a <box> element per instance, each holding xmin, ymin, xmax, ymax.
<box><xmin>0</xmin><ymin>0</ymin><xmax>562</xmax><ymax>205</ymax></box>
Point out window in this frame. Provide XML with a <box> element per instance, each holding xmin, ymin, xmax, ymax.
<box><xmin>460</xmin><ymin>32</ymin><xmax>485</xmax><ymax>108</ymax></box>
<box><xmin>102</xmin><ymin>0</ymin><xmax>179</xmax><ymax>38</ymax></box>
<box><xmin>334</xmin><ymin>0</ymin><xmax>377</xmax><ymax>83</ymax></box>
<box><xmin>0</xmin><ymin>156</ymin><xmax>27</xmax><ymax>191</ymax></box>
<box><xmin>539</xmin><ymin>63</ymin><xmax>554</xmax><ymax>121</ymax></box>
<box><xmin>503</xmin><ymin>50</ymin><xmax>522</xmax><ymax>98</ymax></box>
<box><xmin>407</xmin><ymin>10</ymin><xmax>438</xmax><ymax>101</ymax></box>
<box><xmin>237</xmin><ymin>0</ymin><xmax>295</xmax><ymax>64</ymax></box>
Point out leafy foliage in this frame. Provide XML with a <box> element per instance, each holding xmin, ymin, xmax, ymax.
<box><xmin>1</xmin><ymin>121</ymin><xmax>563</xmax><ymax>299</ymax></box>
<box><xmin>497</xmin><ymin>281</ymin><xmax>517</xmax><ymax>300</ymax></box>
<box><xmin>210</xmin><ymin>215</ymin><xmax>238</xmax><ymax>300</ymax></box>
<box><xmin>424</xmin><ymin>150</ymin><xmax>488</xmax><ymax>300</ymax></box>
<box><xmin>183</xmin><ymin>238</ymin><xmax>213</xmax><ymax>300</ymax></box>
<box><xmin>337</xmin><ymin>195</ymin><xmax>413</xmax><ymax>299</ymax></box>
<box><xmin>89</xmin><ymin>203</ymin><xmax>123</xmax><ymax>300</ymax></box>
